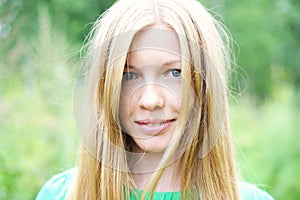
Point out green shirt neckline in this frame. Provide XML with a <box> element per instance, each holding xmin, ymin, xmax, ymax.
<box><xmin>129</xmin><ymin>188</ymin><xmax>181</xmax><ymax>200</ymax></box>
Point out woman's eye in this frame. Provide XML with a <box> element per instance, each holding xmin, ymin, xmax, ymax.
<box><xmin>168</xmin><ymin>69</ymin><xmax>181</xmax><ymax>78</ymax></box>
<box><xmin>122</xmin><ymin>72</ymin><xmax>137</xmax><ymax>81</ymax></box>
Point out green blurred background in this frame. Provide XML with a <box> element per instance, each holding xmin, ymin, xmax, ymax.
<box><xmin>0</xmin><ymin>0</ymin><xmax>299</xmax><ymax>199</ymax></box>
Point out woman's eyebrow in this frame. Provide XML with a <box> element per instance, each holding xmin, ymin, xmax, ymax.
<box><xmin>163</xmin><ymin>59</ymin><xmax>182</xmax><ymax>66</ymax></box>
<box><xmin>124</xmin><ymin>64</ymin><xmax>135</xmax><ymax>69</ymax></box>
<box><xmin>124</xmin><ymin>60</ymin><xmax>181</xmax><ymax>69</ymax></box>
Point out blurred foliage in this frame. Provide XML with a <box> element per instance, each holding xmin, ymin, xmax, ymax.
<box><xmin>0</xmin><ymin>0</ymin><xmax>299</xmax><ymax>199</ymax></box>
<box><xmin>231</xmin><ymin>86</ymin><xmax>300</xmax><ymax>200</ymax></box>
<box><xmin>203</xmin><ymin>0</ymin><xmax>300</xmax><ymax>103</ymax></box>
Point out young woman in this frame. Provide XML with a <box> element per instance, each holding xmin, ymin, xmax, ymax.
<box><xmin>37</xmin><ymin>0</ymin><xmax>274</xmax><ymax>199</ymax></box>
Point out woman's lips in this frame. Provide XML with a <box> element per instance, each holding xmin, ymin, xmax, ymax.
<box><xmin>134</xmin><ymin>119</ymin><xmax>175</xmax><ymax>135</ymax></box>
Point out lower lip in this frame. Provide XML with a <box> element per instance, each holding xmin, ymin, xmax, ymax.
<box><xmin>135</xmin><ymin>121</ymin><xmax>172</xmax><ymax>135</ymax></box>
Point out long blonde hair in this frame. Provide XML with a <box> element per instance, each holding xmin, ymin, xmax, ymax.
<box><xmin>68</xmin><ymin>0</ymin><xmax>240</xmax><ymax>199</ymax></box>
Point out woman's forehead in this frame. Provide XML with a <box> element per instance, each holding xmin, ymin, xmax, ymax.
<box><xmin>129</xmin><ymin>25</ymin><xmax>181</xmax><ymax>55</ymax></box>
<box><xmin>128</xmin><ymin>49</ymin><xmax>181</xmax><ymax>68</ymax></box>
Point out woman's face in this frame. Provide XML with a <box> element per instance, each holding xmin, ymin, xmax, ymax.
<box><xmin>119</xmin><ymin>24</ymin><xmax>187</xmax><ymax>152</ymax></box>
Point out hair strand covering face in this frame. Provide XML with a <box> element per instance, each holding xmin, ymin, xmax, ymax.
<box><xmin>70</xmin><ymin>0</ymin><xmax>240</xmax><ymax>199</ymax></box>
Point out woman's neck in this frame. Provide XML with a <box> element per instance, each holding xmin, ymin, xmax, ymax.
<box><xmin>129</xmin><ymin>151</ymin><xmax>181</xmax><ymax>192</ymax></box>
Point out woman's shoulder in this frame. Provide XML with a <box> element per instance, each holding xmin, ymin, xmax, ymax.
<box><xmin>239</xmin><ymin>182</ymin><xmax>274</xmax><ymax>200</ymax></box>
<box><xmin>36</xmin><ymin>168</ymin><xmax>76</xmax><ymax>200</ymax></box>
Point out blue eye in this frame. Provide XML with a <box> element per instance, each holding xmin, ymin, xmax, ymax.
<box><xmin>122</xmin><ymin>72</ymin><xmax>136</xmax><ymax>81</ymax></box>
<box><xmin>169</xmin><ymin>69</ymin><xmax>181</xmax><ymax>78</ymax></box>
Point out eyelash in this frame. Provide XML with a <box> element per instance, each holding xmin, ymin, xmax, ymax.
<box><xmin>122</xmin><ymin>68</ymin><xmax>181</xmax><ymax>81</ymax></box>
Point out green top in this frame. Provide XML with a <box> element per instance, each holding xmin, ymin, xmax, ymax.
<box><xmin>129</xmin><ymin>189</ymin><xmax>180</xmax><ymax>200</ymax></box>
<box><xmin>36</xmin><ymin>168</ymin><xmax>274</xmax><ymax>200</ymax></box>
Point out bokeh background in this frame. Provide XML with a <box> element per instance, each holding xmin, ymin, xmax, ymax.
<box><xmin>0</xmin><ymin>0</ymin><xmax>299</xmax><ymax>199</ymax></box>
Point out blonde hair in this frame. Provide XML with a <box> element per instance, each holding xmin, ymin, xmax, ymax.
<box><xmin>68</xmin><ymin>0</ymin><xmax>240</xmax><ymax>199</ymax></box>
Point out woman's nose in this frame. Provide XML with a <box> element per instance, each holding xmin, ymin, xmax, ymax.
<box><xmin>138</xmin><ymin>84</ymin><xmax>164</xmax><ymax>111</ymax></box>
